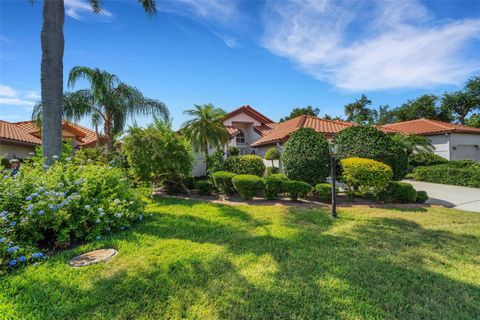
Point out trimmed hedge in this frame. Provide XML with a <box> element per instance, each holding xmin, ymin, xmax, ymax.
<box><xmin>224</xmin><ymin>155</ymin><xmax>266</xmax><ymax>177</ymax></box>
<box><xmin>195</xmin><ymin>180</ymin><xmax>214</xmax><ymax>196</ymax></box>
<box><xmin>285</xmin><ymin>180</ymin><xmax>312</xmax><ymax>201</ymax></box>
<box><xmin>378</xmin><ymin>181</ymin><xmax>417</xmax><ymax>203</ymax></box>
<box><xmin>281</xmin><ymin>128</ymin><xmax>330</xmax><ymax>184</ymax></box>
<box><xmin>409</xmin><ymin>153</ymin><xmax>448</xmax><ymax>167</ymax></box>
<box><xmin>232</xmin><ymin>175</ymin><xmax>264</xmax><ymax>200</ymax></box>
<box><xmin>416</xmin><ymin>191</ymin><xmax>429</xmax><ymax>204</ymax></box>
<box><xmin>336</xmin><ymin>126</ymin><xmax>408</xmax><ymax>180</ymax></box>
<box><xmin>341</xmin><ymin>157</ymin><xmax>393</xmax><ymax>197</ymax></box>
<box><xmin>264</xmin><ymin>174</ymin><xmax>288</xmax><ymax>200</ymax></box>
<box><xmin>228</xmin><ymin>146</ymin><xmax>240</xmax><ymax>156</ymax></box>
<box><xmin>412</xmin><ymin>162</ymin><xmax>480</xmax><ymax>188</ymax></box>
<box><xmin>212</xmin><ymin>171</ymin><xmax>237</xmax><ymax>196</ymax></box>
<box><xmin>315</xmin><ymin>183</ymin><xmax>333</xmax><ymax>202</ymax></box>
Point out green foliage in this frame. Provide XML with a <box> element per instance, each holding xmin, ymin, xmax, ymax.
<box><xmin>264</xmin><ymin>174</ymin><xmax>288</xmax><ymax>200</ymax></box>
<box><xmin>212</xmin><ymin>171</ymin><xmax>237</xmax><ymax>196</ymax></box>
<box><xmin>232</xmin><ymin>175</ymin><xmax>264</xmax><ymax>200</ymax></box>
<box><xmin>228</xmin><ymin>146</ymin><xmax>240</xmax><ymax>156</ymax></box>
<box><xmin>378</xmin><ymin>182</ymin><xmax>418</xmax><ymax>203</ymax></box>
<box><xmin>206</xmin><ymin>150</ymin><xmax>225</xmax><ymax>175</ymax></box>
<box><xmin>0</xmin><ymin>159</ymin><xmax>144</xmax><ymax>273</ymax></box>
<box><xmin>409</xmin><ymin>153</ymin><xmax>448</xmax><ymax>167</ymax></box>
<box><xmin>224</xmin><ymin>155</ymin><xmax>266</xmax><ymax>177</ymax></box>
<box><xmin>73</xmin><ymin>147</ymin><xmax>108</xmax><ymax>165</ymax></box>
<box><xmin>341</xmin><ymin>157</ymin><xmax>393</xmax><ymax>198</ymax></box>
<box><xmin>280</xmin><ymin>106</ymin><xmax>320</xmax><ymax>122</ymax></box>
<box><xmin>265</xmin><ymin>147</ymin><xmax>280</xmax><ymax>161</ymax></box>
<box><xmin>265</xmin><ymin>166</ymin><xmax>280</xmax><ymax>176</ymax></box>
<box><xmin>123</xmin><ymin>121</ymin><xmax>194</xmax><ymax>192</ymax></box>
<box><xmin>284</xmin><ymin>180</ymin><xmax>312</xmax><ymax>201</ymax></box>
<box><xmin>336</xmin><ymin>125</ymin><xmax>408</xmax><ymax>179</ymax></box>
<box><xmin>416</xmin><ymin>191</ymin><xmax>429</xmax><ymax>204</ymax></box>
<box><xmin>195</xmin><ymin>180</ymin><xmax>214</xmax><ymax>196</ymax></box>
<box><xmin>315</xmin><ymin>183</ymin><xmax>334</xmax><ymax>202</ymax></box>
<box><xmin>412</xmin><ymin>162</ymin><xmax>480</xmax><ymax>188</ymax></box>
<box><xmin>344</xmin><ymin>94</ymin><xmax>377</xmax><ymax>124</ymax></box>
<box><xmin>281</xmin><ymin>128</ymin><xmax>330</xmax><ymax>184</ymax></box>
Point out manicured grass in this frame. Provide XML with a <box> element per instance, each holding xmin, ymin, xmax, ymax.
<box><xmin>1</xmin><ymin>198</ymin><xmax>479</xmax><ymax>319</ymax></box>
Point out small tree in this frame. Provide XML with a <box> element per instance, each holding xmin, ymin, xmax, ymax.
<box><xmin>265</xmin><ymin>147</ymin><xmax>280</xmax><ymax>167</ymax></box>
<box><xmin>281</xmin><ymin>128</ymin><xmax>330</xmax><ymax>184</ymax></box>
<box><xmin>123</xmin><ymin>121</ymin><xmax>193</xmax><ymax>193</ymax></box>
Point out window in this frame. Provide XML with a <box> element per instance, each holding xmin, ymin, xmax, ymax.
<box><xmin>236</xmin><ymin>130</ymin><xmax>245</xmax><ymax>144</ymax></box>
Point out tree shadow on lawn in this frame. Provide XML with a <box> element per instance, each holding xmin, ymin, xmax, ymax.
<box><xmin>4</xmin><ymin>201</ymin><xmax>480</xmax><ymax>319</ymax></box>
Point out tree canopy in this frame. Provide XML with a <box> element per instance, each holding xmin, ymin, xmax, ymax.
<box><xmin>280</xmin><ymin>106</ymin><xmax>320</xmax><ymax>122</ymax></box>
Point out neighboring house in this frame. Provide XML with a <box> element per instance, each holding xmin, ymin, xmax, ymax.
<box><xmin>379</xmin><ymin>118</ymin><xmax>480</xmax><ymax>161</ymax></box>
<box><xmin>0</xmin><ymin>120</ymin><xmax>98</xmax><ymax>161</ymax></box>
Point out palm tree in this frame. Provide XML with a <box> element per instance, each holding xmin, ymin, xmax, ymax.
<box><xmin>33</xmin><ymin>66</ymin><xmax>169</xmax><ymax>151</ymax></box>
<box><xmin>391</xmin><ymin>133</ymin><xmax>434</xmax><ymax>158</ymax></box>
<box><xmin>182</xmin><ymin>104</ymin><xmax>229</xmax><ymax>172</ymax></box>
<box><xmin>37</xmin><ymin>0</ymin><xmax>156</xmax><ymax>164</ymax></box>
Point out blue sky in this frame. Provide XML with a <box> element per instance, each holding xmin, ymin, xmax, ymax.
<box><xmin>1</xmin><ymin>0</ymin><xmax>479</xmax><ymax>129</ymax></box>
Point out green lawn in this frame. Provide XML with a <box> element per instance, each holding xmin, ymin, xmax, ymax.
<box><xmin>1</xmin><ymin>198</ymin><xmax>479</xmax><ymax>319</ymax></box>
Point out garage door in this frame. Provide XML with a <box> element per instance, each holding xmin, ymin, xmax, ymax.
<box><xmin>454</xmin><ymin>145</ymin><xmax>479</xmax><ymax>161</ymax></box>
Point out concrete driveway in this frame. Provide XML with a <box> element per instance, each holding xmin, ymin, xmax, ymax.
<box><xmin>404</xmin><ymin>180</ymin><xmax>480</xmax><ymax>212</ymax></box>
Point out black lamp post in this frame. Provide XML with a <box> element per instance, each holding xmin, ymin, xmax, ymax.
<box><xmin>329</xmin><ymin>136</ymin><xmax>338</xmax><ymax>218</ymax></box>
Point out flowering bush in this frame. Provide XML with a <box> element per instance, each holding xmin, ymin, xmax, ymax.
<box><xmin>0</xmin><ymin>158</ymin><xmax>144</xmax><ymax>273</ymax></box>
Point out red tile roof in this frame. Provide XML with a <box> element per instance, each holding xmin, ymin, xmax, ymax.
<box><xmin>225</xmin><ymin>126</ymin><xmax>240</xmax><ymax>137</ymax></box>
<box><xmin>379</xmin><ymin>118</ymin><xmax>480</xmax><ymax>135</ymax></box>
<box><xmin>0</xmin><ymin>120</ymin><xmax>41</xmax><ymax>145</ymax></box>
<box><xmin>223</xmin><ymin>105</ymin><xmax>273</xmax><ymax>124</ymax></box>
<box><xmin>254</xmin><ymin>123</ymin><xmax>279</xmax><ymax>136</ymax></box>
<box><xmin>251</xmin><ymin>115</ymin><xmax>353</xmax><ymax>147</ymax></box>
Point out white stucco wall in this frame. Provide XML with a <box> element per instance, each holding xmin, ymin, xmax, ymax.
<box><xmin>0</xmin><ymin>143</ymin><xmax>36</xmax><ymax>160</ymax></box>
<box><xmin>427</xmin><ymin>134</ymin><xmax>451</xmax><ymax>160</ymax></box>
<box><xmin>450</xmin><ymin>133</ymin><xmax>480</xmax><ymax>161</ymax></box>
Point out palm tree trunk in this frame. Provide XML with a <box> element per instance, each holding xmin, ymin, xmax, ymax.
<box><xmin>41</xmin><ymin>0</ymin><xmax>64</xmax><ymax>165</ymax></box>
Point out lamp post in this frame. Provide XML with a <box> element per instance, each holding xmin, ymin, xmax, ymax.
<box><xmin>329</xmin><ymin>136</ymin><xmax>338</xmax><ymax>218</ymax></box>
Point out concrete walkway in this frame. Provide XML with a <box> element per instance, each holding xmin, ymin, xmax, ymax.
<box><xmin>403</xmin><ymin>180</ymin><xmax>480</xmax><ymax>212</ymax></box>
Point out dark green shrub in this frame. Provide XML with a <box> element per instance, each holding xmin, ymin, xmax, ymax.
<box><xmin>196</xmin><ymin>180</ymin><xmax>214</xmax><ymax>196</ymax></box>
<box><xmin>378</xmin><ymin>181</ymin><xmax>417</xmax><ymax>203</ymax></box>
<box><xmin>412</xmin><ymin>163</ymin><xmax>480</xmax><ymax>188</ymax></box>
<box><xmin>315</xmin><ymin>183</ymin><xmax>333</xmax><ymax>202</ymax></box>
<box><xmin>224</xmin><ymin>155</ymin><xmax>266</xmax><ymax>177</ymax></box>
<box><xmin>281</xmin><ymin>128</ymin><xmax>330</xmax><ymax>184</ymax></box>
<box><xmin>207</xmin><ymin>150</ymin><xmax>225</xmax><ymax>175</ymax></box>
<box><xmin>232</xmin><ymin>175</ymin><xmax>264</xmax><ymax>200</ymax></box>
<box><xmin>416</xmin><ymin>191</ymin><xmax>429</xmax><ymax>204</ymax></box>
<box><xmin>264</xmin><ymin>174</ymin><xmax>288</xmax><ymax>200</ymax></box>
<box><xmin>228</xmin><ymin>146</ymin><xmax>240</xmax><ymax>156</ymax></box>
<box><xmin>409</xmin><ymin>153</ymin><xmax>447</xmax><ymax>167</ymax></box>
<box><xmin>285</xmin><ymin>180</ymin><xmax>312</xmax><ymax>201</ymax></box>
<box><xmin>336</xmin><ymin>126</ymin><xmax>408</xmax><ymax>180</ymax></box>
<box><xmin>265</xmin><ymin>166</ymin><xmax>280</xmax><ymax>176</ymax></box>
<box><xmin>212</xmin><ymin>171</ymin><xmax>237</xmax><ymax>195</ymax></box>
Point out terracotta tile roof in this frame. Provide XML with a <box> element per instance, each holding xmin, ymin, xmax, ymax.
<box><xmin>223</xmin><ymin>105</ymin><xmax>273</xmax><ymax>124</ymax></box>
<box><xmin>225</xmin><ymin>126</ymin><xmax>240</xmax><ymax>137</ymax></box>
<box><xmin>0</xmin><ymin>120</ymin><xmax>41</xmax><ymax>145</ymax></box>
<box><xmin>251</xmin><ymin>115</ymin><xmax>353</xmax><ymax>147</ymax></box>
<box><xmin>379</xmin><ymin>118</ymin><xmax>480</xmax><ymax>135</ymax></box>
<box><xmin>254</xmin><ymin>123</ymin><xmax>279</xmax><ymax>136</ymax></box>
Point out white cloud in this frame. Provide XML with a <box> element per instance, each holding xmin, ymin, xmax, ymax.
<box><xmin>0</xmin><ymin>84</ymin><xmax>38</xmax><ymax>107</ymax></box>
<box><xmin>0</xmin><ymin>85</ymin><xmax>18</xmax><ymax>97</ymax></box>
<box><xmin>262</xmin><ymin>0</ymin><xmax>480</xmax><ymax>91</ymax></box>
<box><xmin>158</xmin><ymin>0</ymin><xmax>237</xmax><ymax>23</ymax></box>
<box><xmin>65</xmin><ymin>0</ymin><xmax>113</xmax><ymax>21</ymax></box>
<box><xmin>212</xmin><ymin>31</ymin><xmax>240</xmax><ymax>49</ymax></box>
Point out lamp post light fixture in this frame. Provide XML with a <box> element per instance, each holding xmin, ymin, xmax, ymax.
<box><xmin>329</xmin><ymin>136</ymin><xmax>338</xmax><ymax>218</ymax></box>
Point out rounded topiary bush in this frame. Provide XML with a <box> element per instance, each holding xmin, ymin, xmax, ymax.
<box><xmin>281</xmin><ymin>128</ymin><xmax>330</xmax><ymax>184</ymax></box>
<box><xmin>416</xmin><ymin>191</ymin><xmax>429</xmax><ymax>204</ymax></box>
<box><xmin>336</xmin><ymin>126</ymin><xmax>408</xmax><ymax>180</ymax></box>
<box><xmin>377</xmin><ymin>181</ymin><xmax>417</xmax><ymax>203</ymax></box>
<box><xmin>224</xmin><ymin>155</ymin><xmax>266</xmax><ymax>177</ymax></box>
<box><xmin>264</xmin><ymin>174</ymin><xmax>288</xmax><ymax>200</ymax></box>
<box><xmin>212</xmin><ymin>171</ymin><xmax>237</xmax><ymax>196</ymax></box>
<box><xmin>232</xmin><ymin>174</ymin><xmax>264</xmax><ymax>200</ymax></box>
<box><xmin>284</xmin><ymin>180</ymin><xmax>312</xmax><ymax>201</ymax></box>
<box><xmin>228</xmin><ymin>146</ymin><xmax>240</xmax><ymax>156</ymax></box>
<box><xmin>315</xmin><ymin>183</ymin><xmax>333</xmax><ymax>202</ymax></box>
<box><xmin>195</xmin><ymin>180</ymin><xmax>214</xmax><ymax>196</ymax></box>
<box><xmin>340</xmin><ymin>157</ymin><xmax>393</xmax><ymax>198</ymax></box>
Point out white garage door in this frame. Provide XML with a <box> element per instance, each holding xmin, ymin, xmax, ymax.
<box><xmin>454</xmin><ymin>145</ymin><xmax>479</xmax><ymax>161</ymax></box>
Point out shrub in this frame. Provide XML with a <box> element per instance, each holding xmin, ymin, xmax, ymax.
<box><xmin>224</xmin><ymin>155</ymin><xmax>266</xmax><ymax>177</ymax></box>
<box><xmin>378</xmin><ymin>181</ymin><xmax>417</xmax><ymax>203</ymax></box>
<box><xmin>412</xmin><ymin>163</ymin><xmax>480</xmax><ymax>188</ymax></box>
<box><xmin>228</xmin><ymin>146</ymin><xmax>240</xmax><ymax>156</ymax></box>
<box><xmin>340</xmin><ymin>157</ymin><xmax>393</xmax><ymax>198</ymax></box>
<box><xmin>0</xmin><ymin>159</ymin><xmax>144</xmax><ymax>273</ymax></box>
<box><xmin>264</xmin><ymin>174</ymin><xmax>288</xmax><ymax>200</ymax></box>
<box><xmin>195</xmin><ymin>180</ymin><xmax>214</xmax><ymax>196</ymax></box>
<box><xmin>416</xmin><ymin>191</ymin><xmax>429</xmax><ymax>204</ymax></box>
<box><xmin>281</xmin><ymin>128</ymin><xmax>330</xmax><ymax>184</ymax></box>
<box><xmin>315</xmin><ymin>183</ymin><xmax>334</xmax><ymax>202</ymax></box>
<box><xmin>232</xmin><ymin>175</ymin><xmax>264</xmax><ymax>200</ymax></box>
<box><xmin>265</xmin><ymin>166</ymin><xmax>280</xmax><ymax>176</ymax></box>
<box><xmin>207</xmin><ymin>150</ymin><xmax>225</xmax><ymax>175</ymax></box>
<box><xmin>336</xmin><ymin>126</ymin><xmax>408</xmax><ymax>180</ymax></box>
<box><xmin>212</xmin><ymin>171</ymin><xmax>237</xmax><ymax>196</ymax></box>
<box><xmin>284</xmin><ymin>180</ymin><xmax>312</xmax><ymax>201</ymax></box>
<box><xmin>409</xmin><ymin>153</ymin><xmax>448</xmax><ymax>167</ymax></box>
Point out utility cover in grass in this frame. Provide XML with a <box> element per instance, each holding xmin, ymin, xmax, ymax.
<box><xmin>69</xmin><ymin>249</ymin><xmax>117</xmax><ymax>267</ymax></box>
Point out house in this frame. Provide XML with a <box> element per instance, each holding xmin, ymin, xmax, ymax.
<box><xmin>379</xmin><ymin>118</ymin><xmax>480</xmax><ymax>161</ymax></box>
<box><xmin>0</xmin><ymin>120</ymin><xmax>98</xmax><ymax>161</ymax></box>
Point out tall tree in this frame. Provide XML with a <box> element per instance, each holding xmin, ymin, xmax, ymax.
<box><xmin>344</xmin><ymin>95</ymin><xmax>377</xmax><ymax>124</ymax></box>
<box><xmin>441</xmin><ymin>91</ymin><xmax>475</xmax><ymax>124</ymax></box>
<box><xmin>280</xmin><ymin>106</ymin><xmax>320</xmax><ymax>122</ymax></box>
<box><xmin>36</xmin><ymin>0</ymin><xmax>156</xmax><ymax>164</ymax></box>
<box><xmin>34</xmin><ymin>66</ymin><xmax>169</xmax><ymax>151</ymax></box>
<box><xmin>376</xmin><ymin>105</ymin><xmax>397</xmax><ymax>125</ymax></box>
<box><xmin>182</xmin><ymin>104</ymin><xmax>229</xmax><ymax>172</ymax></box>
<box><xmin>465</xmin><ymin>113</ymin><xmax>480</xmax><ymax>128</ymax></box>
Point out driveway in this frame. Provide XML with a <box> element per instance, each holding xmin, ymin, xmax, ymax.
<box><xmin>403</xmin><ymin>180</ymin><xmax>480</xmax><ymax>212</ymax></box>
